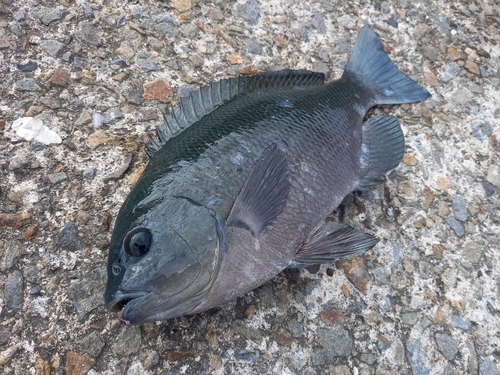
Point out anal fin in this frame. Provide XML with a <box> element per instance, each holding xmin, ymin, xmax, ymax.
<box><xmin>357</xmin><ymin>116</ymin><xmax>405</xmax><ymax>190</ymax></box>
<box><xmin>226</xmin><ymin>142</ymin><xmax>290</xmax><ymax>238</ymax></box>
<box><xmin>290</xmin><ymin>221</ymin><xmax>379</xmax><ymax>268</ymax></box>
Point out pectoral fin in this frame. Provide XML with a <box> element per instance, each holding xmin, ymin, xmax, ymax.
<box><xmin>226</xmin><ymin>142</ymin><xmax>290</xmax><ymax>238</ymax></box>
<box><xmin>290</xmin><ymin>221</ymin><xmax>379</xmax><ymax>268</ymax></box>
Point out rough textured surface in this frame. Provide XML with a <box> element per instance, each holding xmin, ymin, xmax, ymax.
<box><xmin>0</xmin><ymin>1</ymin><xmax>499</xmax><ymax>374</ymax></box>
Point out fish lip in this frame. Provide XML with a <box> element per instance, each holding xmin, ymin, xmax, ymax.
<box><xmin>106</xmin><ymin>290</ymin><xmax>151</xmax><ymax>313</ymax></box>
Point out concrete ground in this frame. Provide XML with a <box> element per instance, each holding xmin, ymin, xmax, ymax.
<box><xmin>0</xmin><ymin>0</ymin><xmax>499</xmax><ymax>374</ymax></box>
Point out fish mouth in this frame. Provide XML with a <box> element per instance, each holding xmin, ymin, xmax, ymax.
<box><xmin>106</xmin><ymin>290</ymin><xmax>150</xmax><ymax>314</ymax></box>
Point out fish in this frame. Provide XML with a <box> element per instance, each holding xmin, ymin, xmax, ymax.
<box><xmin>105</xmin><ymin>25</ymin><xmax>431</xmax><ymax>325</ymax></box>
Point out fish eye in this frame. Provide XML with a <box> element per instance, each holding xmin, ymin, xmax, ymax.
<box><xmin>112</xmin><ymin>263</ymin><xmax>121</xmax><ymax>276</ymax></box>
<box><xmin>124</xmin><ymin>228</ymin><xmax>153</xmax><ymax>257</ymax></box>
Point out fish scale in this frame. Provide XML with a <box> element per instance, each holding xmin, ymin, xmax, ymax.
<box><xmin>105</xmin><ymin>25</ymin><xmax>430</xmax><ymax>325</ymax></box>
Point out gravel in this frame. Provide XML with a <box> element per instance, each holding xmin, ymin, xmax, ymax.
<box><xmin>1</xmin><ymin>0</ymin><xmax>499</xmax><ymax>374</ymax></box>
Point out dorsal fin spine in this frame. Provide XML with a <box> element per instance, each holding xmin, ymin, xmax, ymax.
<box><xmin>147</xmin><ymin>70</ymin><xmax>326</xmax><ymax>158</ymax></box>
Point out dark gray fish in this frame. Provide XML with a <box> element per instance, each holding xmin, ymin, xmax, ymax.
<box><xmin>105</xmin><ymin>25</ymin><xmax>430</xmax><ymax>325</ymax></box>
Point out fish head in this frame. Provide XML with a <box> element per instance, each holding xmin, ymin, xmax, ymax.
<box><xmin>105</xmin><ymin>191</ymin><xmax>224</xmax><ymax>325</ymax></box>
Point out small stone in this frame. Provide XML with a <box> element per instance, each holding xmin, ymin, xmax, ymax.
<box><xmin>461</xmin><ymin>241</ymin><xmax>484</xmax><ymax>263</ymax></box>
<box><xmin>432</xmin><ymin>244</ymin><xmax>444</xmax><ymax>260</ymax></box>
<box><xmin>312</xmin><ymin>12</ymin><xmax>326</xmax><ymax>34</ymax></box>
<box><xmin>75</xmin><ymin>71</ymin><xmax>97</xmax><ymax>84</ymax></box>
<box><xmin>154</xmin><ymin>23</ymin><xmax>179</xmax><ymax>38</ymax></box>
<box><xmin>172</xmin><ymin>0</ymin><xmax>192</xmax><ymax>12</ymax></box>
<box><xmin>246</xmin><ymin>40</ymin><xmax>266</xmax><ymax>55</ymax></box>
<box><xmin>65</xmin><ymin>351</ymin><xmax>95</xmax><ymax>375</ymax></box>
<box><xmin>50</xmin><ymin>66</ymin><xmax>69</xmax><ymax>86</ymax></box>
<box><xmin>40</xmin><ymin>95</ymin><xmax>63</xmax><ymax>109</ymax></box>
<box><xmin>79</xmin><ymin>332</ymin><xmax>105</xmax><ymax>358</ymax></box>
<box><xmin>235</xmin><ymin>350</ymin><xmax>260</xmax><ymax>363</ymax></box>
<box><xmin>451</xmin><ymin>89</ymin><xmax>473</xmax><ymax>105</ymax></box>
<box><xmin>437</xmin><ymin>201</ymin><xmax>450</xmax><ymax>217</ymax></box>
<box><xmin>424</xmin><ymin>70</ymin><xmax>439</xmax><ymax>86</ymax></box>
<box><xmin>479</xmin><ymin>357</ymin><xmax>500</xmax><ymax>375</ymax></box>
<box><xmin>144</xmin><ymin>351</ymin><xmax>159</xmax><ymax>369</ymax></box>
<box><xmin>48</xmin><ymin>172</ymin><xmax>68</xmax><ymax>184</ymax></box>
<box><xmin>76</xmin><ymin>22</ymin><xmax>100</xmax><ymax>46</ymax></box>
<box><xmin>377</xmin><ymin>335</ymin><xmax>391</xmax><ymax>351</ymax></box>
<box><xmin>54</xmin><ymin>222</ymin><xmax>84</xmax><ymax>251</ymax></box>
<box><xmin>433</xmin><ymin>308</ymin><xmax>445</xmax><ymax>324</ymax></box>
<box><xmin>465</xmin><ymin>61</ymin><xmax>480</xmax><ymax>75</ymax></box>
<box><xmin>486</xmin><ymin>165</ymin><xmax>500</xmax><ymax>187</ymax></box>
<box><xmin>406</xmin><ymin>339</ymin><xmax>429</xmax><ymax>375</ymax></box>
<box><xmin>311</xmin><ymin>326</ymin><xmax>353</xmax><ymax>365</ymax></box>
<box><xmin>139</xmin><ymin>108</ymin><xmax>158</xmax><ymax>122</ymax></box>
<box><xmin>75</xmin><ymin>110</ymin><xmax>92</xmax><ymax>126</ymax></box>
<box><xmin>17</xmin><ymin>61</ymin><xmax>38</xmax><ymax>72</ymax></box>
<box><xmin>446</xmin><ymin>218</ymin><xmax>465</xmax><ymax>237</ymax></box>
<box><xmin>452</xmin><ymin>195</ymin><xmax>467</xmax><ymax>221</ymax></box>
<box><xmin>40</xmin><ymin>39</ymin><xmax>65</xmax><ymax>58</ymax></box>
<box><xmin>137</xmin><ymin>58</ymin><xmax>157</xmax><ymax>71</ymax></box>
<box><xmin>471</xmin><ymin>123</ymin><xmax>492</xmax><ymax>141</ymax></box>
<box><xmin>227</xmin><ymin>54</ymin><xmax>243</xmax><ymax>65</ymax></box>
<box><xmin>402</xmin><ymin>310</ymin><xmax>419</xmax><ymax>325</ymax></box>
<box><xmin>233</xmin><ymin>0</ymin><xmax>261</xmax><ymax>26</ymax></box>
<box><xmin>127</xmin><ymin>89</ymin><xmax>143</xmax><ymax>105</ymax></box>
<box><xmin>421</xmin><ymin>46</ymin><xmax>439</xmax><ymax>61</ymax></box>
<box><xmin>114</xmin><ymin>40</ymin><xmax>135</xmax><ymax>60</ymax></box>
<box><xmin>447</xmin><ymin>47</ymin><xmax>461</xmax><ymax>61</ymax></box>
<box><xmin>0</xmin><ymin>344</ymin><xmax>20</xmax><ymax>367</ymax></box>
<box><xmin>441</xmin><ymin>62</ymin><xmax>460</xmax><ymax>82</ymax></box>
<box><xmin>189</xmin><ymin>53</ymin><xmax>205</xmax><ymax>68</ymax></box>
<box><xmin>319</xmin><ymin>309</ymin><xmax>347</xmax><ymax>325</ymax></box>
<box><xmin>15</xmin><ymin>78</ymin><xmax>41</xmax><ymax>92</ymax></box>
<box><xmin>46</xmin><ymin>276</ymin><xmax>60</xmax><ymax>293</ymax></box>
<box><xmin>0</xmin><ymin>329</ymin><xmax>11</xmax><ymax>345</ymax></box>
<box><xmin>102</xmin><ymin>108</ymin><xmax>124</xmax><ymax>124</ymax></box>
<box><xmin>23</xmin><ymin>266</ymin><xmax>39</xmax><ymax>284</ymax></box>
<box><xmin>128</xmin><ymin>165</ymin><xmax>145</xmax><ymax>186</ymax></box>
<box><xmin>23</xmin><ymin>225</ymin><xmax>37</xmax><ymax>240</ymax></box>
<box><xmin>206</xmin><ymin>323</ymin><xmax>219</xmax><ymax>349</ymax></box>
<box><xmin>103</xmin><ymin>154</ymin><xmax>132</xmax><ymax>181</ymax></box>
<box><xmin>143</xmin><ymin>79</ymin><xmax>173</xmax><ymax>101</ymax></box>
<box><xmin>82</xmin><ymin>3</ymin><xmax>94</xmax><ymax>18</ymax></box>
<box><xmin>13</xmin><ymin>8</ymin><xmax>27</xmax><ymax>22</ymax></box>
<box><xmin>436</xmin><ymin>177</ymin><xmax>452</xmax><ymax>191</ymax></box>
<box><xmin>482</xmin><ymin>181</ymin><xmax>495</xmax><ymax>197</ymax></box>
<box><xmin>87</xmin><ymin>130</ymin><xmax>110</xmax><ymax>148</ymax></box>
<box><xmin>67</xmin><ymin>267</ymin><xmax>106</xmax><ymax>320</ymax></box>
<box><xmin>469</xmin><ymin>83</ymin><xmax>483</xmax><ymax>94</ymax></box>
<box><xmin>276</xmin><ymin>36</ymin><xmax>286</xmax><ymax>48</ymax></box>
<box><xmin>276</xmin><ymin>330</ymin><xmax>293</xmax><ymax>346</ymax></box>
<box><xmin>435</xmin><ymin>333</ymin><xmax>458</xmax><ymax>361</ymax></box>
<box><xmin>422</xmin><ymin>185</ymin><xmax>434</xmax><ymax>210</ymax></box>
<box><xmin>112</xmin><ymin>72</ymin><xmax>128</xmax><ymax>82</ymax></box>
<box><xmin>0</xmin><ymin>213</ymin><xmax>32</xmax><ymax>228</ymax></box>
<box><xmin>336</xmin><ymin>257</ymin><xmax>370</xmax><ymax>293</ymax></box>
<box><xmin>33</xmin><ymin>6</ymin><xmax>64</xmax><ymax>26</ymax></box>
<box><xmin>4</xmin><ymin>270</ymin><xmax>23</xmax><ymax>317</ymax></box>
<box><xmin>403</xmin><ymin>154</ymin><xmax>418</xmax><ymax>166</ymax></box>
<box><xmin>450</xmin><ymin>315</ymin><xmax>471</xmax><ymax>331</ymax></box>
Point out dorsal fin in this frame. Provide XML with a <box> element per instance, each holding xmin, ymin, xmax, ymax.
<box><xmin>146</xmin><ymin>70</ymin><xmax>325</xmax><ymax>157</ymax></box>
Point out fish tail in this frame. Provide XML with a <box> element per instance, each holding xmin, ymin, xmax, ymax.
<box><xmin>343</xmin><ymin>25</ymin><xmax>431</xmax><ymax>104</ymax></box>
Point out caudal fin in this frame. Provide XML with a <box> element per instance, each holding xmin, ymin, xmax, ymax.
<box><xmin>344</xmin><ymin>25</ymin><xmax>431</xmax><ymax>105</ymax></box>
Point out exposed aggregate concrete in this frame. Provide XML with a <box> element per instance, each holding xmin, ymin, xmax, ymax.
<box><xmin>0</xmin><ymin>0</ymin><xmax>499</xmax><ymax>374</ymax></box>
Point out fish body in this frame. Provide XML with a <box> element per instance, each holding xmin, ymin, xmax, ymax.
<box><xmin>105</xmin><ymin>25</ymin><xmax>430</xmax><ymax>325</ymax></box>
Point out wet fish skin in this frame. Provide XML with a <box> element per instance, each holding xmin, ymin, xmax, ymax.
<box><xmin>105</xmin><ymin>25</ymin><xmax>430</xmax><ymax>325</ymax></box>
